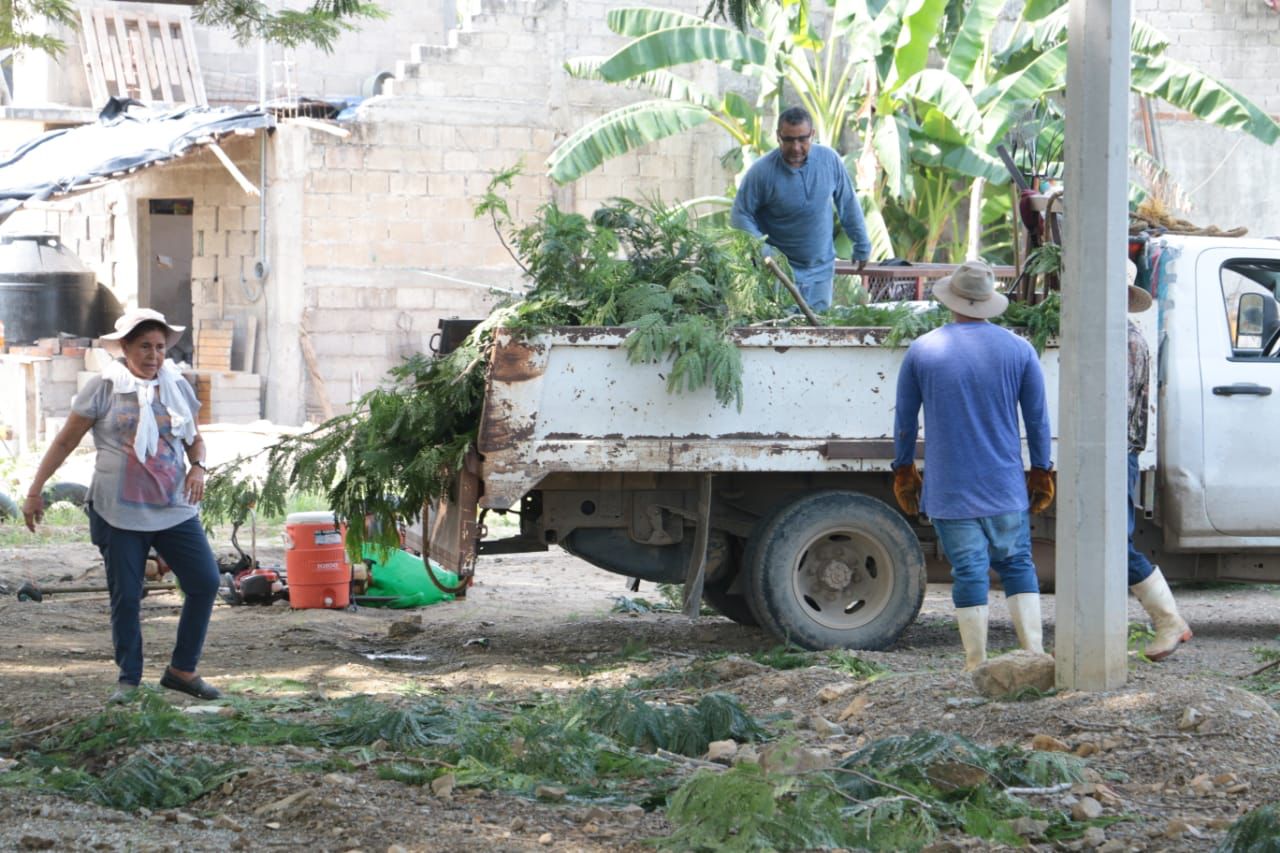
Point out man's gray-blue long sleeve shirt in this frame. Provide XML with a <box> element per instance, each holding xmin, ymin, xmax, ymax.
<box><xmin>730</xmin><ymin>146</ymin><xmax>871</xmax><ymax>272</ymax></box>
<box><xmin>892</xmin><ymin>322</ymin><xmax>1052</xmax><ymax>520</ymax></box>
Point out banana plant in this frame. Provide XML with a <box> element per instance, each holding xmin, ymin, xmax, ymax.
<box><xmin>552</xmin><ymin>0</ymin><xmax>1280</xmax><ymax>264</ymax></box>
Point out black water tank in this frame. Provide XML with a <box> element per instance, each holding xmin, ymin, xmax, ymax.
<box><xmin>0</xmin><ymin>233</ymin><xmax>116</xmax><ymax>344</ymax></box>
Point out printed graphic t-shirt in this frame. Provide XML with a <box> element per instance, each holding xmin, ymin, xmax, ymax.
<box><xmin>72</xmin><ymin>375</ymin><xmax>202</xmax><ymax>531</ymax></box>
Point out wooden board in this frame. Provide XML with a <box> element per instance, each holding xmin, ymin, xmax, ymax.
<box><xmin>79</xmin><ymin>10</ymin><xmax>206</xmax><ymax>106</ymax></box>
<box><xmin>195</xmin><ymin>320</ymin><xmax>235</xmax><ymax>372</ymax></box>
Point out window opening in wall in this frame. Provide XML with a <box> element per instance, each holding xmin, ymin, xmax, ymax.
<box><xmin>145</xmin><ymin>198</ymin><xmax>195</xmax><ymax>364</ymax></box>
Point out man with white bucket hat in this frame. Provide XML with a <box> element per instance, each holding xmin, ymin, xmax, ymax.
<box><xmin>1124</xmin><ymin>260</ymin><xmax>1192</xmax><ymax>660</ymax></box>
<box><xmin>892</xmin><ymin>260</ymin><xmax>1054</xmax><ymax>671</ymax></box>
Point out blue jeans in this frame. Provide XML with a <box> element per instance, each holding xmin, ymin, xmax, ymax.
<box><xmin>88</xmin><ymin>504</ymin><xmax>220</xmax><ymax>686</ymax></box>
<box><xmin>1128</xmin><ymin>452</ymin><xmax>1155</xmax><ymax>586</ymax></box>
<box><xmin>790</xmin><ymin>258</ymin><xmax>835</xmax><ymax>312</ymax></box>
<box><xmin>933</xmin><ymin>511</ymin><xmax>1039</xmax><ymax>608</ymax></box>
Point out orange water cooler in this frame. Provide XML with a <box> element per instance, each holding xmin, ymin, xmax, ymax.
<box><xmin>284</xmin><ymin>511</ymin><xmax>351</xmax><ymax>609</ymax></box>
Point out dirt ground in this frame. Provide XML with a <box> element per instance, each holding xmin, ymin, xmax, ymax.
<box><xmin>1</xmin><ymin>520</ymin><xmax>1279</xmax><ymax>852</ymax></box>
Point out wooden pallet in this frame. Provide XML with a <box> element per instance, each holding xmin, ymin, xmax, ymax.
<box><xmin>195</xmin><ymin>320</ymin><xmax>234</xmax><ymax>372</ymax></box>
<box><xmin>78</xmin><ymin>9</ymin><xmax>207</xmax><ymax>107</ymax></box>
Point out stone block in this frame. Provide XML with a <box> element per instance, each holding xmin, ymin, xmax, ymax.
<box><xmin>226</xmin><ymin>230</ymin><xmax>255</xmax><ymax>258</ymax></box>
<box><xmin>306</xmin><ymin>171</ymin><xmax>352</xmax><ymax>194</ymax></box>
<box><xmin>389</xmin><ymin>174</ymin><xmax>429</xmax><ymax>197</ymax></box>
<box><xmin>352</xmin><ymin>171</ymin><xmax>391</xmax><ymax>196</ymax></box>
<box><xmin>306</xmin><ymin>217</ymin><xmax>355</xmax><ymax>243</ymax></box>
<box><xmin>324</xmin><ymin>144</ymin><xmax>365</xmax><ymax>170</ymax></box>
<box><xmin>388</xmin><ymin>220</ymin><xmax>426</xmax><ymax>243</ymax></box>
<box><xmin>396</xmin><ymin>287</ymin><xmax>435</xmax><ymax>310</ymax></box>
<box><xmin>219</xmin><ymin>205</ymin><xmax>244</xmax><ymax>232</ymax></box>
<box><xmin>191</xmin><ymin>254</ymin><xmax>218</xmax><ymax>280</ymax></box>
<box><xmin>364</xmin><ymin>145</ymin><xmax>412</xmax><ymax>172</ymax></box>
<box><xmin>193</xmin><ymin>206</ymin><xmax>217</xmax><ymax>232</ymax></box>
<box><xmin>442</xmin><ymin>150</ymin><xmax>481</xmax><ymax>173</ymax></box>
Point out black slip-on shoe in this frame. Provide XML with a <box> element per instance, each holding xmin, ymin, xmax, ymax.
<box><xmin>159</xmin><ymin>670</ymin><xmax>222</xmax><ymax>700</ymax></box>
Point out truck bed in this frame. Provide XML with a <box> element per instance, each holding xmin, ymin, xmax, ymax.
<box><xmin>476</xmin><ymin>326</ymin><xmax>1062</xmax><ymax>509</ymax></box>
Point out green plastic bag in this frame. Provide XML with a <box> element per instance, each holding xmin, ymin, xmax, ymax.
<box><xmin>361</xmin><ymin>546</ymin><xmax>459</xmax><ymax>608</ymax></box>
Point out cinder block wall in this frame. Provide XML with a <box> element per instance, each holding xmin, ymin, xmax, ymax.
<box><xmin>285</xmin><ymin>0</ymin><xmax>739</xmax><ymax>420</ymax></box>
<box><xmin>1131</xmin><ymin>1</ymin><xmax>1280</xmax><ymax>235</ymax></box>
<box><xmin>7</xmin><ymin>135</ymin><xmax>267</xmax><ymax>373</ymax></box>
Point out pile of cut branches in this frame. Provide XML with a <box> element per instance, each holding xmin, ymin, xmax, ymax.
<box><xmin>204</xmin><ymin>167</ymin><xmax>1061</xmax><ymax>555</ymax></box>
<box><xmin>204</xmin><ymin>169</ymin><xmax>782</xmax><ymax>554</ymax></box>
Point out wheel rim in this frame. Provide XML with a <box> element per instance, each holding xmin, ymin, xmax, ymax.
<box><xmin>787</xmin><ymin>527</ymin><xmax>895</xmax><ymax>631</ymax></box>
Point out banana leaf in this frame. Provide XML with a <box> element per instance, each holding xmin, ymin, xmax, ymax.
<box><xmin>1131</xmin><ymin>53</ymin><xmax>1280</xmax><ymax>145</ymax></box>
<box><xmin>547</xmin><ymin>101</ymin><xmax>711</xmax><ymax>184</ymax></box>
<box><xmin>943</xmin><ymin>0</ymin><xmax>1002</xmax><ymax>85</ymax></box>
<box><xmin>598</xmin><ymin>25</ymin><xmax>767</xmax><ymax>82</ymax></box>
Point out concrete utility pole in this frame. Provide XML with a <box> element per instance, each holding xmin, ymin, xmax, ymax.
<box><xmin>1055</xmin><ymin>0</ymin><xmax>1131</xmax><ymax>689</ymax></box>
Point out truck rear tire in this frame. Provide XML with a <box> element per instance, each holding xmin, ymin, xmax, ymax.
<box><xmin>745</xmin><ymin>491</ymin><xmax>926</xmax><ymax>651</ymax></box>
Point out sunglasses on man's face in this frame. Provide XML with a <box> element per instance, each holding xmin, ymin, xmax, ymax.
<box><xmin>778</xmin><ymin>133</ymin><xmax>813</xmax><ymax>144</ymax></box>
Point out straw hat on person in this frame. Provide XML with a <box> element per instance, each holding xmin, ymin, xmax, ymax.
<box><xmin>99</xmin><ymin>308</ymin><xmax>186</xmax><ymax>354</ymax></box>
<box><xmin>933</xmin><ymin>259</ymin><xmax>1008</xmax><ymax>319</ymax></box>
<box><xmin>1127</xmin><ymin>260</ymin><xmax>1153</xmax><ymax>313</ymax></box>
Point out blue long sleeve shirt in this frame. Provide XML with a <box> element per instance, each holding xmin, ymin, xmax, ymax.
<box><xmin>731</xmin><ymin>146</ymin><xmax>871</xmax><ymax>304</ymax></box>
<box><xmin>892</xmin><ymin>322</ymin><xmax>1052</xmax><ymax>520</ymax></box>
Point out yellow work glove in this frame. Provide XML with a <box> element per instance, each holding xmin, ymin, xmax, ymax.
<box><xmin>892</xmin><ymin>464</ymin><xmax>923</xmax><ymax>515</ymax></box>
<box><xmin>1026</xmin><ymin>467</ymin><xmax>1056</xmax><ymax>514</ymax></box>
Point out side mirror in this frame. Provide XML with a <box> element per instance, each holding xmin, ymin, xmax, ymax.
<box><xmin>1236</xmin><ymin>292</ymin><xmax>1266</xmax><ymax>350</ymax></box>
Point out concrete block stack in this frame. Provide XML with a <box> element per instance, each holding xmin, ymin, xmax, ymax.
<box><xmin>186</xmin><ymin>370</ymin><xmax>263</xmax><ymax>424</ymax></box>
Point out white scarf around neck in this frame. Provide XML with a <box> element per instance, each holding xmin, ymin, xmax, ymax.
<box><xmin>102</xmin><ymin>358</ymin><xmax>197</xmax><ymax>463</ymax></box>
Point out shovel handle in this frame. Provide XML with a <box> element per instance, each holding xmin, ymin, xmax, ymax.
<box><xmin>763</xmin><ymin>256</ymin><xmax>823</xmax><ymax>327</ymax></box>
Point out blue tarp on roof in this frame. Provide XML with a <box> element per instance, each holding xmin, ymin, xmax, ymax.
<box><xmin>0</xmin><ymin>98</ymin><xmax>275</xmax><ymax>223</ymax></box>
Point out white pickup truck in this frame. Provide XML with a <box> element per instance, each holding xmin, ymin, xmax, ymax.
<box><xmin>427</xmin><ymin>234</ymin><xmax>1280</xmax><ymax>650</ymax></box>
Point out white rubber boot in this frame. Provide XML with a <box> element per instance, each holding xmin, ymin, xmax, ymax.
<box><xmin>956</xmin><ymin>605</ymin><xmax>989</xmax><ymax>671</ymax></box>
<box><xmin>1006</xmin><ymin>593</ymin><xmax>1045</xmax><ymax>655</ymax></box>
<box><xmin>1130</xmin><ymin>567</ymin><xmax>1192</xmax><ymax>661</ymax></box>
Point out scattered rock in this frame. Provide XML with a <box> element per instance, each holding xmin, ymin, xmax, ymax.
<box><xmin>1075</xmin><ymin>742</ymin><xmax>1100</xmax><ymax>757</ymax></box>
<box><xmin>510</xmin><ymin>817</ymin><xmax>525</xmax><ymax>831</ymax></box>
<box><xmin>19</xmin><ymin>836</ymin><xmax>55</xmax><ymax>851</ymax></box>
<box><xmin>213</xmin><ymin>814</ymin><xmax>244</xmax><ymax>832</ymax></box>
<box><xmin>1072</xmin><ymin>796</ymin><xmax>1103</xmax><ymax>820</ymax></box>
<box><xmin>816</xmin><ymin>683</ymin><xmax>856</xmax><ymax>703</ymax></box>
<box><xmin>759</xmin><ymin>743</ymin><xmax>833</xmax><ymax>775</ymax></box>
<box><xmin>324</xmin><ymin>772</ymin><xmax>358</xmax><ymax>786</ymax></box>
<box><xmin>387</xmin><ymin>620</ymin><xmax>424</xmax><ymax>639</ymax></box>
<box><xmin>537</xmin><ymin>832</ymin><xmax>553</xmax><ymax>845</ymax></box>
<box><xmin>708</xmin><ymin>656</ymin><xmax>769</xmax><ymax>680</ymax></box>
<box><xmin>1031</xmin><ymin>733</ymin><xmax>1072</xmax><ymax>753</ymax></box>
<box><xmin>944</xmin><ymin>696</ymin><xmax>987</xmax><ymax>709</ymax></box>
<box><xmin>387</xmin><ymin>845</ymin><xmax>409</xmax><ymax>853</ymax></box>
<box><xmin>837</xmin><ymin>694</ymin><xmax>870</xmax><ymax>721</ymax></box>
<box><xmin>1009</xmin><ymin>817</ymin><xmax>1050</xmax><ymax>839</ymax></box>
<box><xmin>1212</xmin><ymin>772</ymin><xmax>1238</xmax><ymax>786</ymax></box>
<box><xmin>1081</xmin><ymin>826</ymin><xmax>1106</xmax><ymax>847</ymax></box>
<box><xmin>1177</xmin><ymin>706</ymin><xmax>1205</xmax><ymax>731</ymax></box>
<box><xmin>808</xmin><ymin>715</ymin><xmax>844</xmax><ymax>737</ymax></box>
<box><xmin>1097</xmin><ymin>841</ymin><xmax>1128</xmax><ymax>853</ymax></box>
<box><xmin>732</xmin><ymin>744</ymin><xmax>761</xmax><ymax>766</ymax></box>
<box><xmin>970</xmin><ymin>651</ymin><xmax>1055</xmax><ymax>699</ymax></box>
<box><xmin>706</xmin><ymin>740</ymin><xmax>738</xmax><ymax>763</ymax></box>
<box><xmin>535</xmin><ymin>784</ymin><xmax>567</xmax><ymax>801</ymax></box>
<box><xmin>618</xmin><ymin>804</ymin><xmax>645</xmax><ymax>821</ymax></box>
<box><xmin>927</xmin><ymin>760</ymin><xmax>991</xmax><ymax>790</ymax></box>
<box><xmin>1164</xmin><ymin>818</ymin><xmax>1197</xmax><ymax>838</ymax></box>
<box><xmin>583</xmin><ymin>806</ymin><xmax>611</xmax><ymax>823</ymax></box>
<box><xmin>431</xmin><ymin>773</ymin><xmax>456</xmax><ymax>799</ymax></box>
<box><xmin>1226</xmin><ymin>782</ymin><xmax>1251</xmax><ymax>795</ymax></box>
<box><xmin>253</xmin><ymin>789</ymin><xmax>312</xmax><ymax>817</ymax></box>
<box><xmin>1188</xmin><ymin>773</ymin><xmax>1215</xmax><ymax>796</ymax></box>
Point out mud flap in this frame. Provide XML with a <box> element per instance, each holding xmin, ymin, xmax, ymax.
<box><xmin>425</xmin><ymin>448</ymin><xmax>482</xmax><ymax>594</ymax></box>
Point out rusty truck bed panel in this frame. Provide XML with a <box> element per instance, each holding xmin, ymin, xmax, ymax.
<box><xmin>474</xmin><ymin>328</ymin><xmax>1063</xmax><ymax>509</ymax></box>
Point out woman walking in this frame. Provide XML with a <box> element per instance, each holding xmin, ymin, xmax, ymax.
<box><xmin>22</xmin><ymin>308</ymin><xmax>222</xmax><ymax>701</ymax></box>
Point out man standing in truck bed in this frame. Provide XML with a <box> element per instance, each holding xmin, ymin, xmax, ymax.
<box><xmin>891</xmin><ymin>260</ymin><xmax>1055</xmax><ymax>671</ymax></box>
<box><xmin>730</xmin><ymin>106</ymin><xmax>871</xmax><ymax>312</ymax></box>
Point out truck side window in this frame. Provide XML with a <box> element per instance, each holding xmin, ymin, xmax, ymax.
<box><xmin>1220</xmin><ymin>261</ymin><xmax>1280</xmax><ymax>358</ymax></box>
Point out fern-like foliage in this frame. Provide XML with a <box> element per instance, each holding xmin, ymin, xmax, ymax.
<box><xmin>1214</xmin><ymin>802</ymin><xmax>1280</xmax><ymax>853</ymax></box>
<box><xmin>571</xmin><ymin>688</ymin><xmax>765</xmax><ymax>757</ymax></box>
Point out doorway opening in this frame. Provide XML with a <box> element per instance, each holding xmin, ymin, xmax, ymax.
<box><xmin>144</xmin><ymin>198</ymin><xmax>194</xmax><ymax>363</ymax></box>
